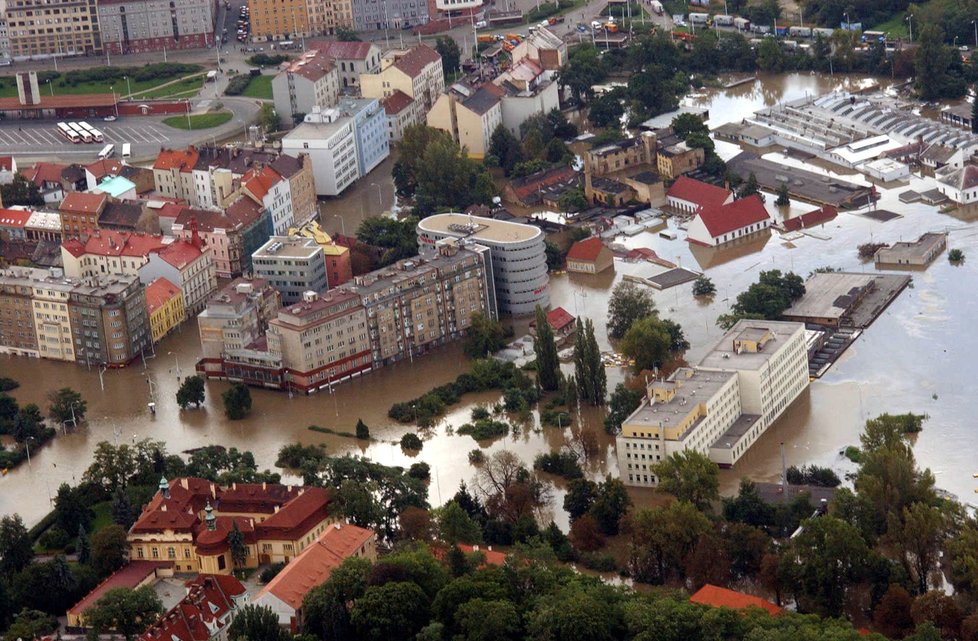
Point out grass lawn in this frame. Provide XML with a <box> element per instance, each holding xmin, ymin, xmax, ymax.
<box><xmin>872</xmin><ymin>10</ymin><xmax>909</xmax><ymax>38</ymax></box>
<box><xmin>131</xmin><ymin>76</ymin><xmax>204</xmax><ymax>100</ymax></box>
<box><xmin>0</xmin><ymin>68</ymin><xmax>204</xmax><ymax>99</ymax></box>
<box><xmin>91</xmin><ymin>500</ymin><xmax>113</xmax><ymax>532</ymax></box>
<box><xmin>163</xmin><ymin>110</ymin><xmax>233</xmax><ymax>130</ymax></box>
<box><xmin>242</xmin><ymin>74</ymin><xmax>274</xmax><ymax>99</ymax></box>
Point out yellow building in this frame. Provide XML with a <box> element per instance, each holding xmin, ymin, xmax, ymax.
<box><xmin>7</xmin><ymin>0</ymin><xmax>101</xmax><ymax>57</ymax></box>
<box><xmin>128</xmin><ymin>477</ymin><xmax>336</xmax><ymax>574</ymax></box>
<box><xmin>31</xmin><ymin>279</ymin><xmax>74</xmax><ymax>362</ymax></box>
<box><xmin>145</xmin><ymin>277</ymin><xmax>185</xmax><ymax>344</ymax></box>
<box><xmin>656</xmin><ymin>141</ymin><xmax>705</xmax><ymax>180</ymax></box>
<box><xmin>250</xmin><ymin>0</ymin><xmax>311</xmax><ymax>42</ymax></box>
<box><xmin>426</xmin><ymin>86</ymin><xmax>502</xmax><ymax>159</ymax></box>
<box><xmin>360</xmin><ymin>44</ymin><xmax>445</xmax><ymax>112</ymax></box>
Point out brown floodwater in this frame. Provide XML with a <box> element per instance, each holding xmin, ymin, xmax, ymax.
<box><xmin>4</xmin><ymin>72</ymin><xmax>976</xmax><ymax>529</ymax></box>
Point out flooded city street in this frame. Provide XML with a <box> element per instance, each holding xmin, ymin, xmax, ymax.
<box><xmin>3</xmin><ymin>72</ymin><xmax>976</xmax><ymax>528</ymax></box>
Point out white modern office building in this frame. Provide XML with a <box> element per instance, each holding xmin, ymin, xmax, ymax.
<box><xmin>417</xmin><ymin>213</ymin><xmax>548</xmax><ymax>316</ymax></box>
<box><xmin>617</xmin><ymin>320</ymin><xmax>809</xmax><ymax>487</ymax></box>
<box><xmin>336</xmin><ymin>97</ymin><xmax>390</xmax><ymax>179</ymax></box>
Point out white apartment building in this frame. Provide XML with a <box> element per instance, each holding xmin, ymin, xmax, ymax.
<box><xmin>309</xmin><ymin>40</ymin><xmax>381</xmax><ymax>89</ymax></box>
<box><xmin>336</xmin><ymin>97</ymin><xmax>390</xmax><ymax>178</ymax></box>
<box><xmin>617</xmin><ymin>320</ymin><xmax>809</xmax><ymax>487</ymax></box>
<box><xmin>272</xmin><ymin>50</ymin><xmax>341</xmax><ymax>127</ymax></box>
<box><xmin>241</xmin><ymin>166</ymin><xmax>295</xmax><ymax>236</ymax></box>
<box><xmin>282</xmin><ymin>109</ymin><xmax>359</xmax><ymax>197</ymax></box>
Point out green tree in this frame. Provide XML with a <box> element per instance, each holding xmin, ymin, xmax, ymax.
<box><xmin>111</xmin><ymin>486</ymin><xmax>136</xmax><ymax>529</ymax></box>
<box><xmin>222</xmin><ymin>382</ymin><xmax>252</xmax><ymax>420</ymax></box>
<box><xmin>533</xmin><ymin>306</ymin><xmax>560</xmax><ymax>392</ymax></box>
<box><xmin>558</xmin><ymin>188</ymin><xmax>588</xmax><ymax>213</ymax></box>
<box><xmin>0</xmin><ymin>174</ymin><xmax>44</xmax><ymax>207</ymax></box>
<box><xmin>336</xmin><ymin>25</ymin><xmax>360</xmax><ymax>41</ymax></box>
<box><xmin>0</xmin><ymin>514</ymin><xmax>33</xmax><ymax>576</ymax></box>
<box><xmin>11</xmin><ymin>403</ymin><xmax>43</xmax><ymax>443</ymax></box>
<box><xmin>718</xmin><ymin>270</ymin><xmax>805</xmax><ymax>329</ymax></box>
<box><xmin>563</xmin><ymin>478</ymin><xmax>597</xmax><ymax>520</ymax></box>
<box><xmin>77</xmin><ymin>524</ymin><xmax>91</xmax><ymax>565</ymax></box>
<box><xmin>401</xmin><ymin>433</ymin><xmax>423</xmax><ymax>451</ymax></box>
<box><xmin>356</xmin><ymin>419</ymin><xmax>370</xmax><ymax>440</ymax></box>
<box><xmin>175</xmin><ymin>374</ymin><xmax>205</xmax><ymax>409</ymax></box>
<box><xmin>604</xmin><ymin>383</ymin><xmax>642</xmax><ymax>435</ymax></box>
<box><xmin>85</xmin><ymin>586</ymin><xmax>163</xmax><ymax>641</ymax></box>
<box><xmin>48</xmin><ymin>387</ymin><xmax>86</xmax><ymax>425</ymax></box>
<box><xmin>54</xmin><ymin>482</ymin><xmax>92</xmax><ymax>535</ymax></box>
<box><xmin>779</xmin><ymin>515</ymin><xmax>869</xmax><ymax>617</ymax></box>
<box><xmin>351</xmin><ymin>581</ymin><xmax>430</xmax><ymax>641</ymax></box>
<box><xmin>775</xmin><ymin>182</ymin><xmax>790</xmax><ymax>206</ymax></box>
<box><xmin>435</xmin><ymin>36</ymin><xmax>461</xmax><ymax>78</ymax></box>
<box><xmin>671</xmin><ymin>112</ymin><xmax>709</xmax><ymax>139</ymax></box>
<box><xmin>356</xmin><ymin>215</ymin><xmax>419</xmax><ymax>266</ymax></box>
<box><xmin>489</xmin><ymin>123</ymin><xmax>524</xmax><ymax>175</ymax></box>
<box><xmin>588</xmin><ymin>91</ymin><xmax>625</xmax><ymax>128</ymax></box>
<box><xmin>228</xmin><ymin>521</ymin><xmax>247</xmax><ymax>568</ymax></box>
<box><xmin>756</xmin><ymin>37</ymin><xmax>784</xmax><ymax>72</ymax></box>
<box><xmin>0</xmin><ymin>393</ymin><xmax>17</xmax><ymax>429</ymax></box>
<box><xmin>972</xmin><ymin>87</ymin><xmax>978</xmax><ymax>134</ymax></box>
<box><xmin>559</xmin><ymin>44</ymin><xmax>607</xmax><ymax>103</ymax></box>
<box><xmin>915</xmin><ymin>24</ymin><xmax>952</xmax><ymax>101</ymax></box>
<box><xmin>90</xmin><ymin>524</ymin><xmax>129</xmax><ymax>577</ymax></box>
<box><xmin>736</xmin><ymin>172</ymin><xmax>763</xmax><ymax>201</ymax></box>
<box><xmin>874</xmin><ymin>584</ymin><xmax>915</xmax><ymax>640</ymax></box>
<box><xmin>437</xmin><ymin>501</ymin><xmax>482</xmax><ymax>544</ymax></box>
<box><xmin>227</xmin><ymin>604</ymin><xmax>290</xmax><ymax>641</ymax></box>
<box><xmin>455</xmin><ymin>598</ymin><xmax>521</xmax><ymax>641</ymax></box>
<box><xmin>3</xmin><ymin>608</ymin><xmax>57</xmax><ymax>641</ymax></box>
<box><xmin>464</xmin><ymin>312</ymin><xmax>506</xmax><ymax>358</ymax></box>
<box><xmin>574</xmin><ymin>319</ymin><xmax>606</xmax><ymax>406</ymax></box>
<box><xmin>545</xmin><ymin>240</ymin><xmax>565</xmax><ymax>271</ymax></box>
<box><xmin>259</xmin><ymin>102</ymin><xmax>279</xmax><ymax>133</ymax></box>
<box><xmin>629</xmin><ymin>501</ymin><xmax>711</xmax><ymax>584</ymax></box>
<box><xmin>651</xmin><ymin>450</ymin><xmax>720</xmax><ymax>512</ymax></box>
<box><xmin>619</xmin><ymin>316</ymin><xmax>673</xmax><ymax>373</ymax></box>
<box><xmin>692</xmin><ymin>276</ymin><xmax>716</xmax><ymax>297</ymax></box>
<box><xmin>607</xmin><ymin>281</ymin><xmax>656</xmax><ymax>339</ymax></box>
<box><xmin>588</xmin><ymin>475</ymin><xmax>631</xmax><ymax>535</ymax></box>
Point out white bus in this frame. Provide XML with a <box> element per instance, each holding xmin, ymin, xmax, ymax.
<box><xmin>56</xmin><ymin>122</ymin><xmax>81</xmax><ymax>143</ymax></box>
<box><xmin>122</xmin><ymin>143</ymin><xmax>132</xmax><ymax>159</ymax></box>
<box><xmin>69</xmin><ymin>122</ymin><xmax>93</xmax><ymax>143</ymax></box>
<box><xmin>98</xmin><ymin>144</ymin><xmax>115</xmax><ymax>160</ymax></box>
<box><xmin>79</xmin><ymin>121</ymin><xmax>104</xmax><ymax>143</ymax></box>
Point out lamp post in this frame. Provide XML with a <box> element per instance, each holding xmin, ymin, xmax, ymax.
<box><xmin>906</xmin><ymin>14</ymin><xmax>913</xmax><ymax>42</ymax></box>
<box><xmin>186</xmin><ymin>99</ymin><xmax>192</xmax><ymax>130</ymax></box>
<box><xmin>25</xmin><ymin>437</ymin><xmax>32</xmax><ymax>468</ymax></box>
<box><xmin>370</xmin><ymin>182</ymin><xmax>383</xmax><ymax>209</ymax></box>
<box><xmin>124</xmin><ymin>75</ymin><xmax>131</xmax><ymax>98</ymax></box>
<box><xmin>332</xmin><ymin>213</ymin><xmax>346</xmax><ymax>236</ymax></box>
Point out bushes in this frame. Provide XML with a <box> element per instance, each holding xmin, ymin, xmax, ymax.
<box><xmin>534</xmin><ymin>451</ymin><xmax>583</xmax><ymax>479</ymax></box>
<box><xmin>467</xmin><ymin>449</ymin><xmax>485</xmax><ymax>464</ymax></box>
<box><xmin>247</xmin><ymin>53</ymin><xmax>291</xmax><ymax>66</ymax></box>
<box><xmin>224</xmin><ymin>74</ymin><xmax>251</xmax><ymax>96</ymax></box>
<box><xmin>59</xmin><ymin>63</ymin><xmax>200</xmax><ymax>87</ymax></box>
<box><xmin>259</xmin><ymin>562</ymin><xmax>286</xmax><ymax>584</ymax></box>
<box><xmin>401</xmin><ymin>433</ymin><xmax>423</xmax><ymax>451</ymax></box>
<box><xmin>457</xmin><ymin>419</ymin><xmax>509</xmax><ymax>441</ymax></box>
<box><xmin>786</xmin><ymin>465</ymin><xmax>841</xmax><ymax>488</ymax></box>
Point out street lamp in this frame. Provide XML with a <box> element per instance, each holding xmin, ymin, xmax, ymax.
<box><xmin>369</xmin><ymin>182</ymin><xmax>383</xmax><ymax>209</ymax></box>
<box><xmin>124</xmin><ymin>74</ymin><xmax>131</xmax><ymax>98</ymax></box>
<box><xmin>906</xmin><ymin>14</ymin><xmax>914</xmax><ymax>42</ymax></box>
<box><xmin>973</xmin><ymin>20</ymin><xmax>978</xmax><ymax>49</ymax></box>
<box><xmin>332</xmin><ymin>213</ymin><xmax>346</xmax><ymax>236</ymax></box>
<box><xmin>25</xmin><ymin>436</ymin><xmax>33</xmax><ymax>468</ymax></box>
<box><xmin>47</xmin><ymin>79</ymin><xmax>53</xmax><ymax>96</ymax></box>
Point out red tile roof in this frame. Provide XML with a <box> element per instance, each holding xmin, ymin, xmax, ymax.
<box><xmin>68</xmin><ymin>561</ymin><xmax>173</xmax><ymax>619</ymax></box>
<box><xmin>310</xmin><ymin>40</ymin><xmax>376</xmax><ymax>60</ymax></box>
<box><xmin>145</xmin><ymin>277</ymin><xmax>182</xmax><ymax>314</ymax></box>
<box><xmin>667</xmin><ymin>176</ymin><xmax>732</xmax><ymax>211</ymax></box>
<box><xmin>690</xmin><ymin>584</ymin><xmax>782</xmax><ymax>616</ymax></box>
<box><xmin>25</xmin><ymin>162</ymin><xmax>68</xmax><ymax>186</ymax></box>
<box><xmin>62</xmin><ymin>229</ymin><xmax>166</xmax><ymax>258</ymax></box>
<box><xmin>383</xmin><ymin>89</ymin><xmax>415</xmax><ymax>115</ymax></box>
<box><xmin>86</xmin><ymin>158</ymin><xmax>125</xmax><ymax>180</ymax></box>
<box><xmin>458</xmin><ymin>544</ymin><xmax>507</xmax><ymax>566</ymax></box>
<box><xmin>0</xmin><ymin>157</ymin><xmax>13</xmax><ymax>171</ymax></box>
<box><xmin>566</xmin><ymin>236</ymin><xmax>607</xmax><ymax>263</ymax></box>
<box><xmin>242</xmin><ymin>165</ymin><xmax>283</xmax><ymax>203</ymax></box>
<box><xmin>546</xmin><ymin>306</ymin><xmax>575</xmax><ymax>331</ymax></box>
<box><xmin>254</xmin><ymin>523</ymin><xmax>375</xmax><ymax>610</ymax></box>
<box><xmin>782</xmin><ymin>205</ymin><xmax>838</xmax><ymax>232</ymax></box>
<box><xmin>695</xmin><ymin>194</ymin><xmax>770</xmax><ymax>240</ymax></box>
<box><xmin>392</xmin><ymin>44</ymin><xmax>441</xmax><ymax>78</ymax></box>
<box><xmin>155</xmin><ymin>239</ymin><xmax>204</xmax><ymax>270</ymax></box>
<box><xmin>280</xmin><ymin>50</ymin><xmax>336</xmax><ymax>83</ymax></box>
<box><xmin>154</xmin><ymin>147</ymin><xmax>199</xmax><ymax>173</ymax></box>
<box><xmin>60</xmin><ymin>192</ymin><xmax>108</xmax><ymax>216</ymax></box>
<box><xmin>138</xmin><ymin>574</ymin><xmax>246</xmax><ymax>641</ymax></box>
<box><xmin>0</xmin><ymin>94</ymin><xmax>115</xmax><ymax>110</ymax></box>
<box><xmin>0</xmin><ymin>208</ymin><xmax>32</xmax><ymax>229</ymax></box>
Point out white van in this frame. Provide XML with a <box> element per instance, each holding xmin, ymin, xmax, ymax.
<box><xmin>122</xmin><ymin>143</ymin><xmax>132</xmax><ymax>159</ymax></box>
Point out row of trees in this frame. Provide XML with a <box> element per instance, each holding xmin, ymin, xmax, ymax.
<box><xmin>607</xmin><ymin>281</ymin><xmax>688</xmax><ymax>373</ymax></box>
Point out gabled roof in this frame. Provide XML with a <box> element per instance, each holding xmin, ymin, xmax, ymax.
<box><xmin>25</xmin><ymin>162</ymin><xmax>67</xmax><ymax>186</ymax></box>
<box><xmin>60</xmin><ymin>192</ymin><xmax>108</xmax><ymax>216</ymax></box>
<box><xmin>270</xmin><ymin>154</ymin><xmax>304</xmax><ymax>179</ymax></box>
<box><xmin>279</xmin><ymin>50</ymin><xmax>335</xmax><ymax>83</ymax></box>
<box><xmin>145</xmin><ymin>277</ymin><xmax>182</xmax><ymax>314</ymax></box>
<box><xmin>68</xmin><ymin>561</ymin><xmax>173</xmax><ymax>620</ymax></box>
<box><xmin>695</xmin><ymin>194</ymin><xmax>770</xmax><ymax>239</ymax></box>
<box><xmin>938</xmin><ymin>164</ymin><xmax>978</xmax><ymax>191</ymax></box>
<box><xmin>137</xmin><ymin>574</ymin><xmax>246</xmax><ymax>641</ymax></box>
<box><xmin>509</xmin><ymin>165</ymin><xmax>577</xmax><ymax>201</ymax></box>
<box><xmin>666</xmin><ymin>176</ymin><xmax>732</xmax><ymax>210</ymax></box>
<box><xmin>242</xmin><ymin>165</ymin><xmax>283</xmax><ymax>203</ymax></box>
<box><xmin>782</xmin><ymin>205</ymin><xmax>837</xmax><ymax>232</ymax></box>
<box><xmin>391</xmin><ymin>44</ymin><xmax>441</xmax><ymax>78</ymax></box>
<box><xmin>531</xmin><ymin>306</ymin><xmax>576</xmax><ymax>332</ymax></box>
<box><xmin>154</xmin><ymin>147</ymin><xmax>200</xmax><ymax>173</ymax></box>
<box><xmin>154</xmin><ymin>239</ymin><xmax>205</xmax><ymax>270</ymax></box>
<box><xmin>254</xmin><ymin>523</ymin><xmax>374</xmax><ymax>610</ymax></box>
<box><xmin>383</xmin><ymin>89</ymin><xmax>415</xmax><ymax>115</ymax></box>
<box><xmin>0</xmin><ymin>208</ymin><xmax>32</xmax><ymax>229</ymax></box>
<box><xmin>566</xmin><ymin>236</ymin><xmax>607</xmax><ymax>262</ymax></box>
<box><xmin>86</xmin><ymin>158</ymin><xmax>125</xmax><ymax>180</ymax></box>
<box><xmin>310</xmin><ymin>39</ymin><xmax>377</xmax><ymax>60</ymax></box>
<box><xmin>462</xmin><ymin>86</ymin><xmax>501</xmax><ymax>116</ymax></box>
<box><xmin>98</xmin><ymin>201</ymin><xmax>144</xmax><ymax>229</ymax></box>
<box><xmin>62</xmin><ymin>229</ymin><xmax>165</xmax><ymax>258</ymax></box>
<box><xmin>690</xmin><ymin>584</ymin><xmax>782</xmax><ymax>616</ymax></box>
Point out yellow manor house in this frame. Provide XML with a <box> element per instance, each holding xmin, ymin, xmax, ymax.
<box><xmin>128</xmin><ymin>478</ymin><xmax>336</xmax><ymax>574</ymax></box>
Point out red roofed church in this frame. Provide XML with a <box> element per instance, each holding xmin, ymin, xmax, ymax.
<box><xmin>686</xmin><ymin>194</ymin><xmax>771</xmax><ymax>247</ymax></box>
<box><xmin>566</xmin><ymin>236</ymin><xmax>614</xmax><ymax>274</ymax></box>
<box><xmin>690</xmin><ymin>584</ymin><xmax>782</xmax><ymax>616</ymax></box>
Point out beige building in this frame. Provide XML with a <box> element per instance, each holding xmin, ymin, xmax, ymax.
<box><xmin>656</xmin><ymin>141</ymin><xmax>705</xmax><ymax>180</ymax></box>
<box><xmin>266</xmin><ymin>289</ymin><xmax>372</xmax><ymax>392</ymax></box>
<box><xmin>585</xmin><ymin>132</ymin><xmax>657</xmax><ymax>176</ymax></box>
<box><xmin>382</xmin><ymin>90</ymin><xmax>424</xmax><ymax>142</ymax></box>
<box><xmin>306</xmin><ymin>0</ymin><xmax>353</xmax><ymax>36</ymax></box>
<box><xmin>427</xmin><ymin>86</ymin><xmax>502</xmax><ymax>159</ymax></box>
<box><xmin>6</xmin><ymin>0</ymin><xmax>101</xmax><ymax>58</ymax></box>
<box><xmin>250</xmin><ymin>0</ymin><xmax>310</xmax><ymax>41</ymax></box>
<box><xmin>0</xmin><ymin>273</ymin><xmax>38</xmax><ymax>357</ymax></box>
<box><xmin>360</xmin><ymin>44</ymin><xmax>444</xmax><ymax>112</ymax></box>
<box><xmin>617</xmin><ymin>320</ymin><xmax>809</xmax><ymax>486</ymax></box>
<box><xmin>310</xmin><ymin>40</ymin><xmax>381</xmax><ymax>89</ymax></box>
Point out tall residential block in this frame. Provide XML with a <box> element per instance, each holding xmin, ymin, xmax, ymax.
<box><xmin>251</xmin><ymin>236</ymin><xmax>328</xmax><ymax>306</ymax></box>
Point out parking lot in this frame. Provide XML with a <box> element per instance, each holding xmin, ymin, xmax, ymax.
<box><xmin>0</xmin><ymin>122</ymin><xmax>172</xmax><ymax>147</ymax></box>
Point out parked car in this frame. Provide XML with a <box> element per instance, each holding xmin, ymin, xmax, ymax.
<box><xmin>103</xmin><ymin>115</ymin><xmax>117</xmax><ymax>122</ymax></box>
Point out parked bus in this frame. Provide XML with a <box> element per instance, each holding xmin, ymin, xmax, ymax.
<box><xmin>79</xmin><ymin>121</ymin><xmax>103</xmax><ymax>143</ymax></box>
<box><xmin>862</xmin><ymin>30</ymin><xmax>886</xmax><ymax>43</ymax></box>
<box><xmin>69</xmin><ymin>122</ymin><xmax>93</xmax><ymax>143</ymax></box>
<box><xmin>122</xmin><ymin>143</ymin><xmax>131</xmax><ymax>159</ymax></box>
<box><xmin>98</xmin><ymin>144</ymin><xmax>115</xmax><ymax>160</ymax></box>
<box><xmin>56</xmin><ymin>122</ymin><xmax>81</xmax><ymax>143</ymax></box>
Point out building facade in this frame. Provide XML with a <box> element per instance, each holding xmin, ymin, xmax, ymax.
<box><xmin>427</xmin><ymin>86</ymin><xmax>501</xmax><ymax>160</ymax></box>
<box><xmin>241</xmin><ymin>165</ymin><xmax>296</xmax><ymax>236</ymax></box>
<box><xmin>382</xmin><ymin>90</ymin><xmax>424</xmax><ymax>142</ymax></box>
<box><xmin>252</xmin><ymin>236</ymin><xmax>328</xmax><ymax>305</ymax></box>
<box><xmin>351</xmin><ymin>0</ymin><xmax>427</xmax><ymax>30</ymax></box>
<box><xmin>144</xmin><ymin>277</ymin><xmax>185</xmax><ymax>343</ymax></box>
<box><xmin>139</xmin><ymin>240</ymin><xmax>218</xmax><ymax>318</ymax></box>
<box><xmin>336</xmin><ymin>97</ymin><xmax>390</xmax><ymax>178</ymax></box>
<box><xmin>282</xmin><ymin>110</ymin><xmax>359</xmax><ymax>197</ymax></box>
<box><xmin>196</xmin><ymin>277</ymin><xmax>281</xmax><ymax>377</ymax></box>
<box><xmin>59</xmin><ymin>191</ymin><xmax>107</xmax><ymax>239</ymax></box>
<box><xmin>360</xmin><ymin>44</ymin><xmax>444</xmax><ymax>112</ymax></box>
<box><xmin>249</xmin><ymin>0</ymin><xmax>310</xmax><ymax>42</ymax></box>
<box><xmin>305</xmin><ymin>0</ymin><xmax>352</xmax><ymax>36</ymax></box>
<box><xmin>272</xmin><ymin>50</ymin><xmax>340</xmax><ymax>126</ymax></box>
<box><xmin>309</xmin><ymin>40</ymin><xmax>381</xmax><ymax>89</ymax></box>
<box><xmin>617</xmin><ymin>320</ymin><xmax>809</xmax><ymax>487</ymax></box>
<box><xmin>417</xmin><ymin>213</ymin><xmax>547</xmax><ymax>316</ymax></box>
<box><xmin>171</xmin><ymin>200</ymin><xmax>273</xmax><ymax>278</ymax></box>
<box><xmin>288</xmin><ymin>221</ymin><xmax>352</xmax><ymax>287</ymax></box>
<box><xmin>6</xmin><ymin>0</ymin><xmax>101</xmax><ymax>59</ymax></box>
<box><xmin>97</xmin><ymin>0</ymin><xmax>215</xmax><ymax>55</ymax></box>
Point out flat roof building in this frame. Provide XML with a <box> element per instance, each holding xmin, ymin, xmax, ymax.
<box><xmin>874</xmin><ymin>232</ymin><xmax>947</xmax><ymax>268</ymax></box>
<box><xmin>252</xmin><ymin>236</ymin><xmax>329</xmax><ymax>306</ymax></box>
<box><xmin>782</xmin><ymin>272</ymin><xmax>877</xmax><ymax>327</ymax></box>
<box><xmin>417</xmin><ymin>213</ymin><xmax>547</xmax><ymax>315</ymax></box>
<box><xmin>618</xmin><ymin>320</ymin><xmax>809</xmax><ymax>486</ymax></box>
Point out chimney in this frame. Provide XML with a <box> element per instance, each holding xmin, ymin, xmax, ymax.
<box><xmin>189</xmin><ymin>214</ymin><xmax>202</xmax><ymax>249</ymax></box>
